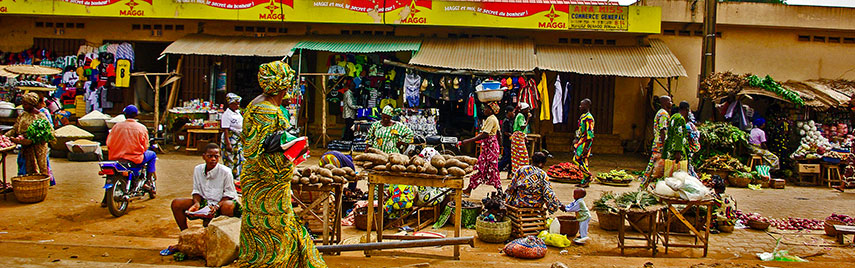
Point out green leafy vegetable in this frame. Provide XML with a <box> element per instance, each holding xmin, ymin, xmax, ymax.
<box><xmin>25</xmin><ymin>119</ymin><xmax>55</xmax><ymax>144</ymax></box>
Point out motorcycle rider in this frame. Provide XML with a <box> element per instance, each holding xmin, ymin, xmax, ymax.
<box><xmin>103</xmin><ymin>105</ymin><xmax>157</xmax><ymax>206</ymax></box>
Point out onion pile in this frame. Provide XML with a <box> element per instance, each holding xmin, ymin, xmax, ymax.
<box><xmin>0</xmin><ymin>136</ymin><xmax>13</xmax><ymax>148</ymax></box>
<box><xmin>735</xmin><ymin>210</ymin><xmax>825</xmax><ymax>230</ymax></box>
<box><xmin>825</xmin><ymin>213</ymin><xmax>855</xmax><ymax>225</ymax></box>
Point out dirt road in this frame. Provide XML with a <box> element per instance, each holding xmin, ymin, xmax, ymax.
<box><xmin>0</xmin><ymin>152</ymin><xmax>853</xmax><ymax>267</ymax></box>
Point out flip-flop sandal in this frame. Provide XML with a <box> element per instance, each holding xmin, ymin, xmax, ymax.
<box><xmin>160</xmin><ymin>245</ymin><xmax>178</xmax><ymax>256</ymax></box>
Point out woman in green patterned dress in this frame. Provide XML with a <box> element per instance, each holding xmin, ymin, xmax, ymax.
<box><xmin>236</xmin><ymin>61</ymin><xmax>326</xmax><ymax>268</ymax></box>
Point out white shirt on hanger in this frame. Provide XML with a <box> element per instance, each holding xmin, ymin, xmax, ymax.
<box><xmin>552</xmin><ymin>76</ymin><xmax>564</xmax><ymax>124</ymax></box>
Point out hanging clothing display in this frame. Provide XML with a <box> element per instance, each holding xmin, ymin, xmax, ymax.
<box><xmin>403</xmin><ymin>72</ymin><xmax>421</xmax><ymax>107</ymax></box>
<box><xmin>563</xmin><ymin>81</ymin><xmax>572</xmax><ymax>123</ymax></box>
<box><xmin>537</xmin><ymin>74</ymin><xmax>550</xmax><ymax>121</ymax></box>
<box><xmin>552</xmin><ymin>76</ymin><xmax>564</xmax><ymax>124</ymax></box>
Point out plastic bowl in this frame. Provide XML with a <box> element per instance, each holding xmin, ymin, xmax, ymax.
<box><xmin>0</xmin><ymin>107</ymin><xmax>14</xmax><ymax>117</ymax></box>
<box><xmin>65</xmin><ymin>140</ymin><xmax>101</xmax><ymax>153</ymax></box>
<box><xmin>476</xmin><ymin>89</ymin><xmax>504</xmax><ymax>102</ymax></box>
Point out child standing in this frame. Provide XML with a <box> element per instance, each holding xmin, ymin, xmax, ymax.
<box><xmin>564</xmin><ymin>188</ymin><xmax>591</xmax><ymax>244</ymax></box>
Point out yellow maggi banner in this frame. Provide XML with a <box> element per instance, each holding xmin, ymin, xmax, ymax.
<box><xmin>388</xmin><ymin>1</ymin><xmax>568</xmax><ymax>30</ymax></box>
<box><xmin>0</xmin><ymin>0</ymin><xmax>660</xmax><ymax>33</ymax></box>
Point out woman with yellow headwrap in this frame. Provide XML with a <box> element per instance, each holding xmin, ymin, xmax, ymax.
<box><xmin>236</xmin><ymin>61</ymin><xmax>326</xmax><ymax>268</ymax></box>
<box><xmin>460</xmin><ymin>102</ymin><xmax>503</xmax><ymax>196</ymax></box>
<box><xmin>6</xmin><ymin>92</ymin><xmax>54</xmax><ymax>176</ymax></box>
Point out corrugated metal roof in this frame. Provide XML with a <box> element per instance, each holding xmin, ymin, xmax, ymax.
<box><xmin>161</xmin><ymin>34</ymin><xmax>300</xmax><ymax>57</ymax></box>
<box><xmin>410</xmin><ymin>38</ymin><xmax>537</xmax><ymax>72</ymax></box>
<box><xmin>536</xmin><ymin>39</ymin><xmax>688</xmax><ymax>78</ymax></box>
<box><xmin>292</xmin><ymin>36</ymin><xmax>422</xmax><ymax>53</ymax></box>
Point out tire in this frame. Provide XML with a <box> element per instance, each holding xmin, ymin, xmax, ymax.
<box><xmin>106</xmin><ymin>178</ymin><xmax>129</xmax><ymax>217</ymax></box>
<box><xmin>439</xmin><ymin>146</ymin><xmax>459</xmax><ymax>156</ymax></box>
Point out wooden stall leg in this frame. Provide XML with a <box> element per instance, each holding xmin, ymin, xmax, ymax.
<box><xmin>365</xmin><ymin>183</ymin><xmax>375</xmax><ymax>256</ymax></box>
<box><xmin>334</xmin><ymin>184</ymin><xmax>343</xmax><ymax>245</ymax></box>
<box><xmin>322</xmin><ymin>192</ymin><xmax>330</xmax><ymax>245</ymax></box>
<box><xmin>377</xmin><ymin>184</ymin><xmax>385</xmax><ymax>243</ymax></box>
<box><xmin>454</xmin><ymin>189</ymin><xmax>462</xmax><ymax>260</ymax></box>
<box><xmin>618</xmin><ymin>210</ymin><xmax>626</xmax><ymax>255</ymax></box>
<box><xmin>703</xmin><ymin>204</ymin><xmax>712</xmax><ymax>257</ymax></box>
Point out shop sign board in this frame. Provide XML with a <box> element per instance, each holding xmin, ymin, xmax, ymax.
<box><xmin>0</xmin><ymin>0</ymin><xmax>660</xmax><ymax>33</ymax></box>
<box><xmin>388</xmin><ymin>1</ymin><xmax>569</xmax><ymax>30</ymax></box>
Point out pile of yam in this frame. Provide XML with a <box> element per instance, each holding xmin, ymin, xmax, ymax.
<box><xmin>353</xmin><ymin>152</ymin><xmax>477</xmax><ymax>178</ymax></box>
<box><xmin>291</xmin><ymin>165</ymin><xmax>358</xmax><ymax>186</ymax></box>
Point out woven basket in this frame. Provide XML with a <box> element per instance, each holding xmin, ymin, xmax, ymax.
<box><xmin>704</xmin><ymin>169</ymin><xmax>731</xmax><ymax>181</ymax></box>
<box><xmin>475</xmin><ymin>218</ymin><xmax>511</xmax><ymax>243</ymax></box>
<box><xmin>596</xmin><ymin>210</ymin><xmax>622</xmax><ymax>231</ymax></box>
<box><xmin>824</xmin><ymin>219</ymin><xmax>847</xmax><ymax>236</ymax></box>
<box><xmin>727</xmin><ymin>174</ymin><xmax>752</xmax><ymax>188</ymax></box>
<box><xmin>718</xmin><ymin>224</ymin><xmax>734</xmax><ymax>233</ymax></box>
<box><xmin>747</xmin><ymin>220</ymin><xmax>770</xmax><ymax>230</ymax></box>
<box><xmin>12</xmin><ymin>174</ymin><xmax>50</xmax><ymax>203</ymax></box>
<box><xmin>354</xmin><ymin>206</ymin><xmax>382</xmax><ymax>231</ymax></box>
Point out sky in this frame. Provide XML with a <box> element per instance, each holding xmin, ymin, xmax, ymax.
<box><xmin>617</xmin><ymin>0</ymin><xmax>855</xmax><ymax>8</ymax></box>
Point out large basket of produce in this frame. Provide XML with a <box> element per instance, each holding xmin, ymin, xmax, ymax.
<box><xmin>476</xmin><ymin>217</ymin><xmax>511</xmax><ymax>243</ymax></box>
<box><xmin>727</xmin><ymin>171</ymin><xmax>753</xmax><ymax>188</ymax></box>
<box><xmin>699</xmin><ymin>155</ymin><xmax>748</xmax><ymax>173</ymax></box>
<box><xmin>824</xmin><ymin>214</ymin><xmax>854</xmax><ymax>236</ymax></box>
<box><xmin>596</xmin><ymin>210</ymin><xmax>622</xmax><ymax>231</ymax></box>
<box><xmin>595</xmin><ymin>169</ymin><xmax>634</xmax><ymax>186</ymax></box>
<box><xmin>547</xmin><ymin>162</ymin><xmax>585</xmax><ymax>183</ymax></box>
<box><xmin>12</xmin><ymin>174</ymin><xmax>50</xmax><ymax>203</ymax></box>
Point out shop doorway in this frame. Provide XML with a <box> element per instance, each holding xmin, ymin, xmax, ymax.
<box><xmin>553</xmin><ymin>73</ymin><xmax>615</xmax><ymax>134</ymax></box>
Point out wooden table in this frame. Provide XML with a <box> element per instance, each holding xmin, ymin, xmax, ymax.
<box><xmin>618</xmin><ymin>209</ymin><xmax>660</xmax><ymax>256</ymax></box>
<box><xmin>0</xmin><ymin>149</ymin><xmax>10</xmax><ymax>199</ymax></box>
<box><xmin>659</xmin><ymin>198</ymin><xmax>714</xmax><ymax>257</ymax></box>
<box><xmin>526</xmin><ymin>134</ymin><xmax>542</xmax><ymax>156</ymax></box>
<box><xmin>365</xmin><ymin>173</ymin><xmax>464</xmax><ymax>260</ymax></box>
<box><xmin>185</xmin><ymin>128</ymin><xmax>221</xmax><ymax>152</ymax></box>
<box><xmin>291</xmin><ymin>183</ymin><xmax>344</xmax><ymax>245</ymax></box>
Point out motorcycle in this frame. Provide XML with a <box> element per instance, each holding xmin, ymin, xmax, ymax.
<box><xmin>98</xmin><ymin>138</ymin><xmax>162</xmax><ymax>217</ymax></box>
<box><xmin>403</xmin><ymin>134</ymin><xmax>460</xmax><ymax>157</ymax></box>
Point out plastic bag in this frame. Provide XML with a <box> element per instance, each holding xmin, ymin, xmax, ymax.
<box><xmin>673</xmin><ymin>171</ymin><xmax>710</xmax><ymax>201</ymax></box>
<box><xmin>502</xmin><ymin>236</ymin><xmax>547</xmax><ymax>259</ymax></box>
<box><xmin>655</xmin><ymin>180</ymin><xmax>679</xmax><ymax>197</ymax></box>
<box><xmin>537</xmin><ymin>231</ymin><xmax>573</xmax><ymax>248</ymax></box>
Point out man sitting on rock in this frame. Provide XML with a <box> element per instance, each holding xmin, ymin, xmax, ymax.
<box><xmin>171</xmin><ymin>143</ymin><xmax>240</xmax><ymax>230</ymax></box>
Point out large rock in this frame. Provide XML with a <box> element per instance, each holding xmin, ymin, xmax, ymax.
<box><xmin>205</xmin><ymin>217</ymin><xmax>241</xmax><ymax>267</ymax></box>
<box><xmin>177</xmin><ymin>227</ymin><xmax>207</xmax><ymax>257</ymax></box>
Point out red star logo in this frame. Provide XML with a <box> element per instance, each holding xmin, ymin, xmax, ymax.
<box><xmin>544</xmin><ymin>5</ymin><xmax>559</xmax><ymax>23</ymax></box>
<box><xmin>408</xmin><ymin>0</ymin><xmax>420</xmax><ymax>18</ymax></box>
<box><xmin>265</xmin><ymin>0</ymin><xmax>280</xmax><ymax>14</ymax></box>
<box><xmin>125</xmin><ymin>0</ymin><xmax>139</xmax><ymax>10</ymax></box>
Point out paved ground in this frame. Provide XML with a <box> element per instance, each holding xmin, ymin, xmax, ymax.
<box><xmin>0</xmin><ymin>151</ymin><xmax>853</xmax><ymax>267</ymax></box>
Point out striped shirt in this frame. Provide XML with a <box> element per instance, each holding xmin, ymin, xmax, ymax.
<box><xmin>367</xmin><ymin>121</ymin><xmax>414</xmax><ymax>154</ymax></box>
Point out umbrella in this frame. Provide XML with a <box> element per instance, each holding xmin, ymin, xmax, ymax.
<box><xmin>0</xmin><ymin>65</ymin><xmax>19</xmax><ymax>78</ymax></box>
<box><xmin>3</xmin><ymin>65</ymin><xmax>62</xmax><ymax>75</ymax></box>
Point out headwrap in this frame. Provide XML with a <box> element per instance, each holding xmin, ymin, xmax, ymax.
<box><xmin>258</xmin><ymin>60</ymin><xmax>296</xmax><ymax>96</ymax></box>
<box><xmin>226</xmin><ymin>93</ymin><xmax>242</xmax><ymax>104</ymax></box>
<box><xmin>21</xmin><ymin>92</ymin><xmax>40</xmax><ymax>106</ymax></box>
<box><xmin>382</xmin><ymin>105</ymin><xmax>395</xmax><ymax>116</ymax></box>
<box><xmin>518</xmin><ymin>102</ymin><xmax>530</xmax><ymax>110</ymax></box>
<box><xmin>753</xmin><ymin>117</ymin><xmax>765</xmax><ymax>127</ymax></box>
<box><xmin>487</xmin><ymin>102</ymin><xmax>500</xmax><ymax>114</ymax></box>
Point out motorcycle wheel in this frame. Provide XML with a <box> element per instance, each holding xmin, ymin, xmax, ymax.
<box><xmin>106</xmin><ymin>178</ymin><xmax>129</xmax><ymax>217</ymax></box>
<box><xmin>148</xmin><ymin>180</ymin><xmax>157</xmax><ymax>199</ymax></box>
<box><xmin>440</xmin><ymin>145</ymin><xmax>459</xmax><ymax>156</ymax></box>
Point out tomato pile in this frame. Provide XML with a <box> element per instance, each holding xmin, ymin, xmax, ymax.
<box><xmin>547</xmin><ymin>162</ymin><xmax>585</xmax><ymax>181</ymax></box>
<box><xmin>735</xmin><ymin>210</ymin><xmax>826</xmax><ymax>231</ymax></box>
<box><xmin>0</xmin><ymin>136</ymin><xmax>13</xmax><ymax>148</ymax></box>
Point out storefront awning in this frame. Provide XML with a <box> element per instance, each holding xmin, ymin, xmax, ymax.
<box><xmin>291</xmin><ymin>36</ymin><xmax>422</xmax><ymax>53</ymax></box>
<box><xmin>161</xmin><ymin>34</ymin><xmax>300</xmax><ymax>57</ymax></box>
<box><xmin>409</xmin><ymin>38</ymin><xmax>537</xmax><ymax>72</ymax></box>
<box><xmin>784</xmin><ymin>80</ymin><xmax>852</xmax><ymax>109</ymax></box>
<box><xmin>536</xmin><ymin>39</ymin><xmax>687</xmax><ymax>78</ymax></box>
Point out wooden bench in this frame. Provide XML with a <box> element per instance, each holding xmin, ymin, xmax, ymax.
<box><xmin>833</xmin><ymin>225</ymin><xmax>855</xmax><ymax>245</ymax></box>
